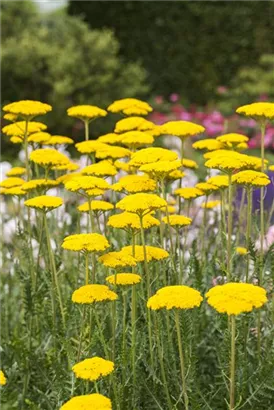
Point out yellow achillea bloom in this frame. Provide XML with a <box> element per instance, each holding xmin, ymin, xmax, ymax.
<box><xmin>203</xmin><ymin>149</ymin><xmax>241</xmax><ymax>160</ymax></box>
<box><xmin>6</xmin><ymin>167</ymin><xmax>26</xmax><ymax>177</ymax></box>
<box><xmin>97</xmin><ymin>133</ymin><xmax>123</xmax><ymax>145</ymax></box>
<box><xmin>162</xmin><ymin>214</ymin><xmax>192</xmax><ymax>226</ymax></box>
<box><xmin>67</xmin><ymin>105</ymin><xmax>107</xmax><ymax>120</ymax></box>
<box><xmin>106</xmin><ymin>273</ymin><xmax>142</xmax><ymax>286</ymax></box>
<box><xmin>174</xmin><ymin>187</ymin><xmax>204</xmax><ymax>199</ymax></box>
<box><xmin>107</xmin><ymin>211</ymin><xmax>159</xmax><ymax>231</ymax></box>
<box><xmin>82</xmin><ymin>160</ymin><xmax>117</xmax><ymax>177</ymax></box>
<box><xmin>95</xmin><ymin>145</ymin><xmax>132</xmax><ymax>160</ymax></box>
<box><xmin>119</xmin><ymin>131</ymin><xmax>154</xmax><ymax>147</ymax></box>
<box><xmin>129</xmin><ymin>147</ymin><xmax>178</xmax><ymax>167</ymax></box>
<box><xmin>0</xmin><ymin>177</ymin><xmax>25</xmax><ymax>188</ymax></box>
<box><xmin>181</xmin><ymin>158</ymin><xmax>198</xmax><ymax>169</ymax></box>
<box><xmin>62</xmin><ymin>233</ymin><xmax>110</xmax><ymax>253</ymax></box>
<box><xmin>112</xmin><ymin>175</ymin><xmax>156</xmax><ymax>193</ymax></box>
<box><xmin>160</xmin><ymin>120</ymin><xmax>205</xmax><ymax>138</ymax></box>
<box><xmin>72</xmin><ymin>357</ymin><xmax>114</xmax><ymax>381</ymax></box>
<box><xmin>206</xmin><ymin>283</ymin><xmax>267</xmax><ymax>315</ymax></box>
<box><xmin>10</xmin><ymin>136</ymin><xmax>23</xmax><ymax>144</ymax></box>
<box><xmin>116</xmin><ymin>193</ymin><xmax>167</xmax><ymax>215</ymax></box>
<box><xmin>196</xmin><ymin>182</ymin><xmax>219</xmax><ymax>194</ymax></box>
<box><xmin>75</xmin><ymin>141</ymin><xmax>107</xmax><ymax>154</ymax></box>
<box><xmin>65</xmin><ymin>176</ymin><xmax>110</xmax><ymax>194</ymax></box>
<box><xmin>3</xmin><ymin>113</ymin><xmax>18</xmax><ymax>121</ymax></box>
<box><xmin>140</xmin><ymin>160</ymin><xmax>181</xmax><ymax>178</ymax></box>
<box><xmin>45</xmin><ymin>136</ymin><xmax>74</xmax><ymax>145</ymax></box>
<box><xmin>236</xmin><ymin>247</ymin><xmax>248</xmax><ymax>255</ymax></box>
<box><xmin>0</xmin><ymin>370</ymin><xmax>7</xmax><ymax>386</ymax></box>
<box><xmin>192</xmin><ymin>138</ymin><xmax>223</xmax><ymax>151</ymax></box>
<box><xmin>115</xmin><ymin>116</ymin><xmax>156</xmax><ymax>133</ymax></box>
<box><xmin>108</xmin><ymin>98</ymin><xmax>152</xmax><ymax>116</ymax></box>
<box><xmin>206</xmin><ymin>175</ymin><xmax>229</xmax><ymax>189</ymax></box>
<box><xmin>24</xmin><ymin>195</ymin><xmax>63</xmax><ymax>211</ymax></box>
<box><xmin>113</xmin><ymin>160</ymin><xmax>130</xmax><ymax>173</ymax></box>
<box><xmin>57</xmin><ymin>173</ymin><xmax>82</xmax><ymax>184</ymax></box>
<box><xmin>232</xmin><ymin>170</ymin><xmax>270</xmax><ymax>187</ymax></box>
<box><xmin>60</xmin><ymin>394</ymin><xmax>112</xmax><ymax>410</ymax></box>
<box><xmin>0</xmin><ymin>187</ymin><xmax>26</xmax><ymax>196</ymax></box>
<box><xmin>121</xmin><ymin>245</ymin><xmax>169</xmax><ymax>262</ymax></box>
<box><xmin>2</xmin><ymin>121</ymin><xmax>47</xmax><ymax>136</ymax></box>
<box><xmin>53</xmin><ymin>162</ymin><xmax>79</xmax><ymax>171</ymax></box>
<box><xmin>236</xmin><ymin>102</ymin><xmax>274</xmax><ymax>121</ymax></box>
<box><xmin>216</xmin><ymin>133</ymin><xmax>249</xmax><ymax>148</ymax></box>
<box><xmin>167</xmin><ymin>170</ymin><xmax>185</xmax><ymax>180</ymax></box>
<box><xmin>30</xmin><ymin>149</ymin><xmax>70</xmax><ymax>168</ymax></box>
<box><xmin>269</xmin><ymin>165</ymin><xmax>274</xmax><ymax>171</ymax></box>
<box><xmin>201</xmin><ymin>200</ymin><xmax>221</xmax><ymax>209</ymax></box>
<box><xmin>147</xmin><ymin>285</ymin><xmax>203</xmax><ymax>310</ymax></box>
<box><xmin>205</xmin><ymin>151</ymin><xmax>259</xmax><ymax>172</ymax></box>
<box><xmin>99</xmin><ymin>251</ymin><xmax>137</xmax><ymax>268</ymax></box>
<box><xmin>27</xmin><ymin>132</ymin><xmax>51</xmax><ymax>144</ymax></box>
<box><xmin>22</xmin><ymin>179</ymin><xmax>59</xmax><ymax>192</ymax></box>
<box><xmin>3</xmin><ymin>100</ymin><xmax>52</xmax><ymax>118</ymax></box>
<box><xmin>78</xmin><ymin>200</ymin><xmax>114</xmax><ymax>213</ymax></box>
<box><xmin>163</xmin><ymin>205</ymin><xmax>176</xmax><ymax>214</ymax></box>
<box><xmin>245</xmin><ymin>155</ymin><xmax>268</xmax><ymax>171</ymax></box>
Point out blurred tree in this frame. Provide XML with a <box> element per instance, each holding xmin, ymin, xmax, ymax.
<box><xmin>68</xmin><ymin>1</ymin><xmax>274</xmax><ymax>104</ymax></box>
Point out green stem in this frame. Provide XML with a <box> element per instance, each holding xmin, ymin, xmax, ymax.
<box><xmin>245</xmin><ymin>188</ymin><xmax>252</xmax><ymax>282</ymax></box>
<box><xmin>84</xmin><ymin>120</ymin><xmax>89</xmax><ymax>141</ymax></box>
<box><xmin>259</xmin><ymin>122</ymin><xmax>266</xmax><ymax>285</ymax></box>
<box><xmin>229</xmin><ymin>315</ymin><xmax>236</xmax><ymax>410</ymax></box>
<box><xmin>175</xmin><ymin>310</ymin><xmax>189</xmax><ymax>410</ymax></box>
<box><xmin>227</xmin><ymin>173</ymin><xmax>233</xmax><ymax>281</ymax></box>
<box><xmin>131</xmin><ymin>285</ymin><xmax>137</xmax><ymax>388</ymax></box>
<box><xmin>85</xmin><ymin>252</ymin><xmax>89</xmax><ymax>285</ymax></box>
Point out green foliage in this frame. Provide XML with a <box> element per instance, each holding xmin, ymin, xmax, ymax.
<box><xmin>68</xmin><ymin>1</ymin><xmax>274</xmax><ymax>104</ymax></box>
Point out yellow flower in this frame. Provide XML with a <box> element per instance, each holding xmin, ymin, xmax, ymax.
<box><xmin>196</xmin><ymin>182</ymin><xmax>219</xmax><ymax>194</ymax></box>
<box><xmin>82</xmin><ymin>160</ymin><xmax>117</xmax><ymax>177</ymax></box>
<box><xmin>174</xmin><ymin>187</ymin><xmax>204</xmax><ymax>199</ymax></box>
<box><xmin>129</xmin><ymin>147</ymin><xmax>178</xmax><ymax>167</ymax></box>
<box><xmin>206</xmin><ymin>283</ymin><xmax>267</xmax><ymax>315</ymax></box>
<box><xmin>65</xmin><ymin>176</ymin><xmax>110</xmax><ymax>194</ymax></box>
<box><xmin>205</xmin><ymin>151</ymin><xmax>259</xmax><ymax>172</ymax></box>
<box><xmin>24</xmin><ymin>195</ymin><xmax>63</xmax><ymax>211</ymax></box>
<box><xmin>167</xmin><ymin>170</ymin><xmax>185</xmax><ymax>180</ymax></box>
<box><xmin>10</xmin><ymin>136</ymin><xmax>23</xmax><ymax>144</ymax></box>
<box><xmin>62</xmin><ymin>233</ymin><xmax>110</xmax><ymax>253</ymax></box>
<box><xmin>72</xmin><ymin>357</ymin><xmax>114</xmax><ymax>381</ymax></box>
<box><xmin>106</xmin><ymin>273</ymin><xmax>142</xmax><ymax>286</ymax></box>
<box><xmin>97</xmin><ymin>133</ymin><xmax>123</xmax><ymax>145</ymax></box>
<box><xmin>107</xmin><ymin>211</ymin><xmax>159</xmax><ymax>231</ymax></box>
<box><xmin>60</xmin><ymin>394</ymin><xmax>112</xmax><ymax>410</ymax></box>
<box><xmin>85</xmin><ymin>188</ymin><xmax>106</xmax><ymax>197</ymax></box>
<box><xmin>216</xmin><ymin>133</ymin><xmax>249</xmax><ymax>145</ymax></box>
<box><xmin>0</xmin><ymin>370</ymin><xmax>7</xmax><ymax>386</ymax></box>
<box><xmin>52</xmin><ymin>162</ymin><xmax>79</xmax><ymax>171</ymax></box>
<box><xmin>95</xmin><ymin>145</ymin><xmax>132</xmax><ymax>160</ymax></box>
<box><xmin>269</xmin><ymin>165</ymin><xmax>274</xmax><ymax>171</ymax></box>
<box><xmin>181</xmin><ymin>158</ymin><xmax>198</xmax><ymax>169</ymax></box>
<box><xmin>206</xmin><ymin>175</ymin><xmax>229</xmax><ymax>189</ymax></box>
<box><xmin>30</xmin><ymin>149</ymin><xmax>70</xmax><ymax>168</ymax></box>
<box><xmin>147</xmin><ymin>285</ymin><xmax>203</xmax><ymax>310</ymax></box>
<box><xmin>67</xmin><ymin>105</ymin><xmax>107</xmax><ymax>121</ymax></box>
<box><xmin>75</xmin><ymin>141</ymin><xmax>107</xmax><ymax>154</ymax></box>
<box><xmin>78</xmin><ymin>200</ymin><xmax>114</xmax><ymax>213</ymax></box>
<box><xmin>201</xmin><ymin>200</ymin><xmax>221</xmax><ymax>209</ymax></box>
<box><xmin>139</xmin><ymin>160</ymin><xmax>181</xmax><ymax>178</ymax></box>
<box><xmin>3</xmin><ymin>113</ymin><xmax>18</xmax><ymax>121</ymax></box>
<box><xmin>0</xmin><ymin>177</ymin><xmax>25</xmax><ymax>188</ymax></box>
<box><xmin>21</xmin><ymin>179</ymin><xmax>59</xmax><ymax>192</ymax></box>
<box><xmin>3</xmin><ymin>100</ymin><xmax>52</xmax><ymax>118</ymax></box>
<box><xmin>6</xmin><ymin>167</ymin><xmax>26</xmax><ymax>177</ymax></box>
<box><xmin>121</xmin><ymin>245</ymin><xmax>169</xmax><ymax>262</ymax></box>
<box><xmin>0</xmin><ymin>187</ymin><xmax>26</xmax><ymax>196</ymax></box>
<box><xmin>114</xmin><ymin>160</ymin><xmax>131</xmax><ymax>173</ymax></box>
<box><xmin>99</xmin><ymin>251</ymin><xmax>137</xmax><ymax>268</ymax></box>
<box><xmin>232</xmin><ymin>170</ymin><xmax>270</xmax><ymax>187</ymax></box>
<box><xmin>163</xmin><ymin>205</ymin><xmax>176</xmax><ymax>214</ymax></box>
<box><xmin>236</xmin><ymin>247</ymin><xmax>248</xmax><ymax>255</ymax></box>
<box><xmin>108</xmin><ymin>98</ymin><xmax>152</xmax><ymax>116</ymax></box>
<box><xmin>236</xmin><ymin>102</ymin><xmax>274</xmax><ymax>121</ymax></box>
<box><xmin>27</xmin><ymin>132</ymin><xmax>51</xmax><ymax>144</ymax></box>
<box><xmin>112</xmin><ymin>175</ymin><xmax>156</xmax><ymax>193</ymax></box>
<box><xmin>119</xmin><ymin>131</ymin><xmax>154</xmax><ymax>147</ymax></box>
<box><xmin>45</xmin><ymin>136</ymin><xmax>74</xmax><ymax>145</ymax></box>
<box><xmin>115</xmin><ymin>116</ymin><xmax>156</xmax><ymax>133</ymax></box>
<box><xmin>192</xmin><ymin>139</ymin><xmax>223</xmax><ymax>151</ymax></box>
<box><xmin>116</xmin><ymin>193</ymin><xmax>167</xmax><ymax>215</ymax></box>
<box><xmin>162</xmin><ymin>214</ymin><xmax>192</xmax><ymax>227</ymax></box>
<box><xmin>160</xmin><ymin>120</ymin><xmax>205</xmax><ymax>138</ymax></box>
<box><xmin>2</xmin><ymin>121</ymin><xmax>47</xmax><ymax>136</ymax></box>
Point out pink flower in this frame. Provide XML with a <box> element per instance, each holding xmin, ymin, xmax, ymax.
<box><xmin>154</xmin><ymin>96</ymin><xmax>164</xmax><ymax>105</ymax></box>
<box><xmin>217</xmin><ymin>86</ymin><xmax>228</xmax><ymax>94</ymax></box>
<box><xmin>169</xmin><ymin>93</ymin><xmax>179</xmax><ymax>103</ymax></box>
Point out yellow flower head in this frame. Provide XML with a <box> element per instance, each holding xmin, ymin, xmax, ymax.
<box><xmin>3</xmin><ymin>113</ymin><xmax>18</xmax><ymax>121</ymax></box>
<box><xmin>106</xmin><ymin>273</ymin><xmax>142</xmax><ymax>286</ymax></box>
<box><xmin>163</xmin><ymin>205</ymin><xmax>176</xmax><ymax>214</ymax></box>
<box><xmin>196</xmin><ymin>182</ymin><xmax>219</xmax><ymax>194</ymax></box>
<box><xmin>72</xmin><ymin>357</ymin><xmax>114</xmax><ymax>381</ymax></box>
<box><xmin>192</xmin><ymin>139</ymin><xmax>223</xmax><ymax>151</ymax></box>
<box><xmin>60</xmin><ymin>394</ymin><xmax>112</xmax><ymax>410</ymax></box>
<box><xmin>201</xmin><ymin>200</ymin><xmax>221</xmax><ymax>209</ymax></box>
<box><xmin>216</xmin><ymin>133</ymin><xmax>249</xmax><ymax>148</ymax></box>
<box><xmin>62</xmin><ymin>233</ymin><xmax>110</xmax><ymax>253</ymax></box>
<box><xmin>10</xmin><ymin>136</ymin><xmax>23</xmax><ymax>144</ymax></box>
<box><xmin>3</xmin><ymin>100</ymin><xmax>52</xmax><ymax>118</ymax></box>
<box><xmin>75</xmin><ymin>141</ymin><xmax>107</xmax><ymax>154</ymax></box>
<box><xmin>67</xmin><ymin>105</ymin><xmax>107</xmax><ymax>121</ymax></box>
<box><xmin>160</xmin><ymin>120</ymin><xmax>205</xmax><ymax>138</ymax></box>
<box><xmin>162</xmin><ymin>214</ymin><xmax>192</xmax><ymax>227</ymax></box>
<box><xmin>140</xmin><ymin>160</ymin><xmax>181</xmax><ymax>179</ymax></box>
<box><xmin>181</xmin><ymin>158</ymin><xmax>198</xmax><ymax>169</ymax></box>
<box><xmin>30</xmin><ymin>149</ymin><xmax>70</xmax><ymax>168</ymax></box>
<box><xmin>95</xmin><ymin>145</ymin><xmax>132</xmax><ymax>160</ymax></box>
<box><xmin>112</xmin><ymin>175</ymin><xmax>156</xmax><ymax>193</ymax></box>
<box><xmin>174</xmin><ymin>187</ymin><xmax>204</xmax><ymax>199</ymax></box>
<box><xmin>108</xmin><ymin>98</ymin><xmax>152</xmax><ymax>116</ymax></box>
<box><xmin>0</xmin><ymin>177</ymin><xmax>25</xmax><ymax>188</ymax></box>
<box><xmin>97</xmin><ymin>133</ymin><xmax>123</xmax><ymax>145</ymax></box>
<box><xmin>0</xmin><ymin>187</ymin><xmax>26</xmax><ymax>196</ymax></box>
<box><xmin>65</xmin><ymin>176</ymin><xmax>110</xmax><ymax>194</ymax></box>
<box><xmin>21</xmin><ymin>179</ymin><xmax>59</xmax><ymax>192</ymax></box>
<box><xmin>99</xmin><ymin>251</ymin><xmax>137</xmax><ymax>268</ymax></box>
<box><xmin>82</xmin><ymin>160</ymin><xmax>117</xmax><ymax>177</ymax></box>
<box><xmin>129</xmin><ymin>147</ymin><xmax>178</xmax><ymax>167</ymax></box>
<box><xmin>24</xmin><ymin>195</ymin><xmax>63</xmax><ymax>211</ymax></box>
<box><xmin>268</xmin><ymin>165</ymin><xmax>274</xmax><ymax>171</ymax></box>
<box><xmin>236</xmin><ymin>247</ymin><xmax>248</xmax><ymax>255</ymax></box>
<box><xmin>147</xmin><ymin>285</ymin><xmax>203</xmax><ymax>310</ymax></box>
<box><xmin>6</xmin><ymin>167</ymin><xmax>26</xmax><ymax>177</ymax></box>
<box><xmin>78</xmin><ymin>200</ymin><xmax>114</xmax><ymax>213</ymax></box>
<box><xmin>115</xmin><ymin>117</ymin><xmax>155</xmax><ymax>133</ymax></box>
<box><xmin>116</xmin><ymin>193</ymin><xmax>167</xmax><ymax>215</ymax></box>
<box><xmin>114</xmin><ymin>160</ymin><xmax>131</xmax><ymax>173</ymax></box>
<box><xmin>2</xmin><ymin>121</ymin><xmax>47</xmax><ymax>136</ymax></box>
<box><xmin>121</xmin><ymin>245</ymin><xmax>169</xmax><ymax>263</ymax></box>
<box><xmin>119</xmin><ymin>131</ymin><xmax>154</xmax><ymax>147</ymax></box>
<box><xmin>206</xmin><ymin>175</ymin><xmax>229</xmax><ymax>189</ymax></box>
<box><xmin>167</xmin><ymin>170</ymin><xmax>185</xmax><ymax>180</ymax></box>
<box><xmin>232</xmin><ymin>170</ymin><xmax>270</xmax><ymax>187</ymax></box>
<box><xmin>0</xmin><ymin>370</ymin><xmax>7</xmax><ymax>386</ymax></box>
<box><xmin>27</xmin><ymin>132</ymin><xmax>51</xmax><ymax>144</ymax></box>
<box><xmin>206</xmin><ymin>283</ymin><xmax>267</xmax><ymax>315</ymax></box>
<box><xmin>107</xmin><ymin>211</ymin><xmax>159</xmax><ymax>231</ymax></box>
<box><xmin>236</xmin><ymin>102</ymin><xmax>274</xmax><ymax>121</ymax></box>
<box><xmin>52</xmin><ymin>162</ymin><xmax>79</xmax><ymax>172</ymax></box>
<box><xmin>45</xmin><ymin>136</ymin><xmax>74</xmax><ymax>145</ymax></box>
<box><xmin>205</xmin><ymin>151</ymin><xmax>259</xmax><ymax>172</ymax></box>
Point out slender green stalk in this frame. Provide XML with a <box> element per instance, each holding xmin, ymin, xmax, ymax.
<box><xmin>245</xmin><ymin>187</ymin><xmax>252</xmax><ymax>282</ymax></box>
<box><xmin>229</xmin><ymin>315</ymin><xmax>236</xmax><ymax>410</ymax></box>
<box><xmin>122</xmin><ymin>291</ymin><xmax>127</xmax><ymax>391</ymax></box>
<box><xmin>88</xmin><ymin>197</ymin><xmax>95</xmax><ymax>232</ymax></box>
<box><xmin>131</xmin><ymin>233</ymin><xmax>137</xmax><ymax>388</ymax></box>
<box><xmin>227</xmin><ymin>173</ymin><xmax>233</xmax><ymax>281</ymax></box>
<box><xmin>201</xmin><ymin>196</ymin><xmax>208</xmax><ymax>265</ymax></box>
<box><xmin>175</xmin><ymin>310</ymin><xmax>189</xmax><ymax>410</ymax></box>
<box><xmin>77</xmin><ymin>307</ymin><xmax>86</xmax><ymax>361</ymax></box>
<box><xmin>161</xmin><ymin>179</ymin><xmax>176</xmax><ymax>273</ymax></box>
<box><xmin>24</xmin><ymin>118</ymin><xmax>30</xmax><ymax>180</ymax></box>
<box><xmin>84</xmin><ymin>119</ymin><xmax>89</xmax><ymax>141</ymax></box>
<box><xmin>259</xmin><ymin>121</ymin><xmax>266</xmax><ymax>285</ymax></box>
<box><xmin>85</xmin><ymin>252</ymin><xmax>89</xmax><ymax>285</ymax></box>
